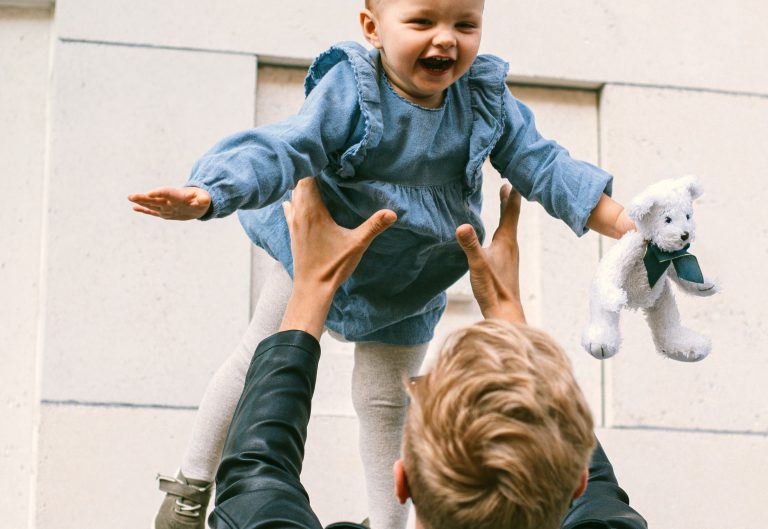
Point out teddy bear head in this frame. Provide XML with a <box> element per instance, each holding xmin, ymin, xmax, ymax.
<box><xmin>626</xmin><ymin>176</ymin><xmax>703</xmax><ymax>252</ymax></box>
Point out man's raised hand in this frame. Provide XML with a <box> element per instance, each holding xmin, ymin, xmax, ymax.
<box><xmin>456</xmin><ymin>183</ymin><xmax>525</xmax><ymax>323</ymax></box>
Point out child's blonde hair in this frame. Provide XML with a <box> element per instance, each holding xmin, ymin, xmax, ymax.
<box><xmin>403</xmin><ymin>320</ymin><xmax>595</xmax><ymax>529</ymax></box>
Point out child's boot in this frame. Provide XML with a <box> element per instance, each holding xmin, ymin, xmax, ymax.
<box><xmin>153</xmin><ymin>471</ymin><xmax>212</xmax><ymax>529</ymax></box>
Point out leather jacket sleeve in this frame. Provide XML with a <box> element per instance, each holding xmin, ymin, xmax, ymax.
<box><xmin>561</xmin><ymin>440</ymin><xmax>648</xmax><ymax>529</ymax></box>
<box><xmin>210</xmin><ymin>330</ymin><xmax>326</xmax><ymax>529</ymax></box>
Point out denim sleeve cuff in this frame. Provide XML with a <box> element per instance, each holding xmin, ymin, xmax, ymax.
<box><xmin>184</xmin><ymin>181</ymin><xmax>222</xmax><ymax>221</ymax></box>
<box><xmin>570</xmin><ymin>169</ymin><xmax>613</xmax><ymax>237</ymax></box>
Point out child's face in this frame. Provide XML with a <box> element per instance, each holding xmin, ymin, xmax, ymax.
<box><xmin>361</xmin><ymin>0</ymin><xmax>484</xmax><ymax>108</ymax></box>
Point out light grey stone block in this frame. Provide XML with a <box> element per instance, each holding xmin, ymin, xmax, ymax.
<box><xmin>0</xmin><ymin>9</ymin><xmax>51</xmax><ymax>529</ymax></box>
<box><xmin>313</xmin><ymin>333</ymin><xmax>356</xmax><ymax>417</ymax></box>
<box><xmin>303</xmin><ymin>416</ymin><xmax>368</xmax><ymax>526</ymax></box>
<box><xmin>505</xmin><ymin>85</ymin><xmax>604</xmax><ymax>417</ymax></box>
<box><xmin>35</xmin><ymin>403</ymin><xmax>197</xmax><ymax>529</ymax></box>
<box><xmin>56</xmin><ymin>0</ymin><xmax>359</xmax><ymax>60</ymax></box>
<box><xmin>482</xmin><ymin>0</ymin><xmax>768</xmax><ymax>95</ymax></box>
<box><xmin>599</xmin><ymin>85</ymin><xmax>768</xmax><ymax>431</ymax></box>
<box><xmin>57</xmin><ymin>1</ymin><xmax>768</xmax><ymax>95</ymax></box>
<box><xmin>598</xmin><ymin>427</ymin><xmax>768</xmax><ymax>529</ymax></box>
<box><xmin>41</xmin><ymin>42</ymin><xmax>255</xmax><ymax>406</ymax></box>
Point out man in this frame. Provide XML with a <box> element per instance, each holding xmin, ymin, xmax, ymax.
<box><xmin>209</xmin><ymin>178</ymin><xmax>646</xmax><ymax>529</ymax></box>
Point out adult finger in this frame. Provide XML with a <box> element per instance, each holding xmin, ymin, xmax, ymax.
<box><xmin>281</xmin><ymin>200</ymin><xmax>294</xmax><ymax>226</ymax></box>
<box><xmin>498</xmin><ymin>183</ymin><xmax>512</xmax><ymax>218</ymax></box>
<box><xmin>456</xmin><ymin>224</ymin><xmax>485</xmax><ymax>266</ymax></box>
<box><xmin>356</xmin><ymin>209</ymin><xmax>397</xmax><ymax>245</ymax></box>
<box><xmin>495</xmin><ymin>186</ymin><xmax>521</xmax><ymax>240</ymax></box>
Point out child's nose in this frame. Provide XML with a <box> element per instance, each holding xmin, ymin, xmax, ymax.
<box><xmin>433</xmin><ymin>27</ymin><xmax>457</xmax><ymax>49</ymax></box>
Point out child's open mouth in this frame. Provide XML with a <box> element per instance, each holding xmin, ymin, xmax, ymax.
<box><xmin>418</xmin><ymin>57</ymin><xmax>455</xmax><ymax>72</ymax></box>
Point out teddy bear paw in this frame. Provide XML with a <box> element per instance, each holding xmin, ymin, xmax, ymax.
<box><xmin>695</xmin><ymin>277</ymin><xmax>720</xmax><ymax>296</ymax></box>
<box><xmin>583</xmin><ymin>341</ymin><xmax>618</xmax><ymax>360</ymax></box>
<box><xmin>581</xmin><ymin>326</ymin><xmax>620</xmax><ymax>360</ymax></box>
<box><xmin>656</xmin><ymin>331</ymin><xmax>711</xmax><ymax>362</ymax></box>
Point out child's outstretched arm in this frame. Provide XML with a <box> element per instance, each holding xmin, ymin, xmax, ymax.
<box><xmin>128</xmin><ymin>186</ymin><xmax>211</xmax><ymax>220</ymax></box>
<box><xmin>490</xmin><ymin>90</ymin><xmax>635</xmax><ymax>239</ymax></box>
<box><xmin>586</xmin><ymin>193</ymin><xmax>637</xmax><ymax>239</ymax></box>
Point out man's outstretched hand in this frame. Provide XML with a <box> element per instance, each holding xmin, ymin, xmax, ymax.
<box><xmin>280</xmin><ymin>177</ymin><xmax>397</xmax><ymax>338</ymax></box>
<box><xmin>456</xmin><ymin>183</ymin><xmax>526</xmax><ymax>324</ymax></box>
<box><xmin>128</xmin><ymin>186</ymin><xmax>211</xmax><ymax>220</ymax></box>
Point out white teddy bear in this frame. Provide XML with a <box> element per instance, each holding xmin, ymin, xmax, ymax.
<box><xmin>582</xmin><ymin>176</ymin><xmax>719</xmax><ymax>362</ymax></box>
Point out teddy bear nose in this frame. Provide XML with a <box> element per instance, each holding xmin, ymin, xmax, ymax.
<box><xmin>681</xmin><ymin>232</ymin><xmax>689</xmax><ymax>241</ymax></box>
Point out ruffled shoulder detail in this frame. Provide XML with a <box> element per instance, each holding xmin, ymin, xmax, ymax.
<box><xmin>304</xmin><ymin>41</ymin><xmax>383</xmax><ymax>177</ymax></box>
<box><xmin>464</xmin><ymin>54</ymin><xmax>509</xmax><ymax>191</ymax></box>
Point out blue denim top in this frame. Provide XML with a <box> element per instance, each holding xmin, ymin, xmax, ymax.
<box><xmin>187</xmin><ymin>42</ymin><xmax>612</xmax><ymax>345</ymax></box>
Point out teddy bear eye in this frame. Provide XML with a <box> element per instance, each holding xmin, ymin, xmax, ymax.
<box><xmin>665</xmin><ymin>216</ymin><xmax>672</xmax><ymax>223</ymax></box>
<box><xmin>685</xmin><ymin>214</ymin><xmax>690</xmax><ymax>220</ymax></box>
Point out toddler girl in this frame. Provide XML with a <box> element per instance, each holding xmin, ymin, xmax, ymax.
<box><xmin>130</xmin><ymin>0</ymin><xmax>633</xmax><ymax>528</ymax></box>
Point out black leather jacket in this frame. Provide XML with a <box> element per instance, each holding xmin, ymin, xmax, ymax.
<box><xmin>210</xmin><ymin>330</ymin><xmax>646</xmax><ymax>529</ymax></box>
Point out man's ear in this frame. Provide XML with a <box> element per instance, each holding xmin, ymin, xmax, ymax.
<box><xmin>393</xmin><ymin>459</ymin><xmax>411</xmax><ymax>505</ymax></box>
<box><xmin>360</xmin><ymin>8</ymin><xmax>383</xmax><ymax>48</ymax></box>
<box><xmin>572</xmin><ymin>468</ymin><xmax>589</xmax><ymax>500</ymax></box>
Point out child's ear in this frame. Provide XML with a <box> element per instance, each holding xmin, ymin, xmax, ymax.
<box><xmin>360</xmin><ymin>8</ymin><xmax>383</xmax><ymax>48</ymax></box>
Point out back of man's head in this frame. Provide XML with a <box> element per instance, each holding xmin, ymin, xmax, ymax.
<box><xmin>403</xmin><ymin>320</ymin><xmax>595</xmax><ymax>529</ymax></box>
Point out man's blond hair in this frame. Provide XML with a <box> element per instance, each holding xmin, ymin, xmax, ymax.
<box><xmin>403</xmin><ymin>320</ymin><xmax>595</xmax><ymax>529</ymax></box>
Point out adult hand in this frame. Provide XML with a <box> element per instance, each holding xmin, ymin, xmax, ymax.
<box><xmin>456</xmin><ymin>183</ymin><xmax>525</xmax><ymax>323</ymax></box>
<box><xmin>280</xmin><ymin>177</ymin><xmax>397</xmax><ymax>338</ymax></box>
<box><xmin>128</xmin><ymin>186</ymin><xmax>211</xmax><ymax>220</ymax></box>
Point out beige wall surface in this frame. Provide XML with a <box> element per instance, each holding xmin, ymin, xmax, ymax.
<box><xmin>2</xmin><ymin>1</ymin><xmax>766</xmax><ymax>528</ymax></box>
<box><xmin>54</xmin><ymin>0</ymin><xmax>768</xmax><ymax>95</ymax></box>
<box><xmin>0</xmin><ymin>8</ymin><xmax>51</xmax><ymax>529</ymax></box>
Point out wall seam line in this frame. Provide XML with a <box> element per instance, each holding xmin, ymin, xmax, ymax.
<box><xmin>58</xmin><ymin>37</ymin><xmax>257</xmax><ymax>57</ymax></box>
<box><xmin>609</xmin><ymin>424</ymin><xmax>768</xmax><ymax>437</ymax></box>
<box><xmin>41</xmin><ymin>399</ymin><xmax>198</xmax><ymax>411</ymax></box>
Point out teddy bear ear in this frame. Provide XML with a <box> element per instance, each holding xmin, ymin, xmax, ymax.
<box><xmin>626</xmin><ymin>188</ymin><xmax>658</xmax><ymax>223</ymax></box>
<box><xmin>678</xmin><ymin>175</ymin><xmax>703</xmax><ymax>200</ymax></box>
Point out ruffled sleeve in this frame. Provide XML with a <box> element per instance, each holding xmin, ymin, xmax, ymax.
<box><xmin>305</xmin><ymin>41</ymin><xmax>384</xmax><ymax>178</ymax></box>
<box><xmin>464</xmin><ymin>54</ymin><xmax>510</xmax><ymax>191</ymax></box>
<box><xmin>186</xmin><ymin>43</ymin><xmax>374</xmax><ymax>220</ymax></box>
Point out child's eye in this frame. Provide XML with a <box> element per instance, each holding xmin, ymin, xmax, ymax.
<box><xmin>408</xmin><ymin>18</ymin><xmax>432</xmax><ymax>26</ymax></box>
<box><xmin>456</xmin><ymin>21</ymin><xmax>477</xmax><ymax>29</ymax></box>
<box><xmin>664</xmin><ymin>216</ymin><xmax>672</xmax><ymax>224</ymax></box>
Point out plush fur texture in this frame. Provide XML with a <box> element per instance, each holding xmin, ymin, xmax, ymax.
<box><xmin>582</xmin><ymin>176</ymin><xmax>719</xmax><ymax>362</ymax></box>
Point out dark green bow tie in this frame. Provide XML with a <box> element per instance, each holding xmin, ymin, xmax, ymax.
<box><xmin>643</xmin><ymin>243</ymin><xmax>704</xmax><ymax>288</ymax></box>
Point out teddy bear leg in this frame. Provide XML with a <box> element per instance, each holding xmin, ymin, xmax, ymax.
<box><xmin>581</xmin><ymin>301</ymin><xmax>621</xmax><ymax>360</ymax></box>
<box><xmin>644</xmin><ymin>281</ymin><xmax>711</xmax><ymax>362</ymax></box>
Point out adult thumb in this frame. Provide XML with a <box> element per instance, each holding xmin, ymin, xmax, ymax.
<box><xmin>456</xmin><ymin>224</ymin><xmax>481</xmax><ymax>258</ymax></box>
<box><xmin>358</xmin><ymin>209</ymin><xmax>397</xmax><ymax>243</ymax></box>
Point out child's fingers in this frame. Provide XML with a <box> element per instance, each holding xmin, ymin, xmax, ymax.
<box><xmin>132</xmin><ymin>205</ymin><xmax>163</xmax><ymax>218</ymax></box>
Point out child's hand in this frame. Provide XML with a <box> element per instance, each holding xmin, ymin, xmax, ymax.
<box><xmin>587</xmin><ymin>194</ymin><xmax>637</xmax><ymax>239</ymax></box>
<box><xmin>128</xmin><ymin>186</ymin><xmax>211</xmax><ymax>220</ymax></box>
<box><xmin>456</xmin><ymin>183</ymin><xmax>526</xmax><ymax>324</ymax></box>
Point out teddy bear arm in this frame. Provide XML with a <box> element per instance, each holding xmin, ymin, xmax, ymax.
<box><xmin>669</xmin><ymin>267</ymin><xmax>720</xmax><ymax>297</ymax></box>
<box><xmin>592</xmin><ymin>233</ymin><xmax>643</xmax><ymax>311</ymax></box>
